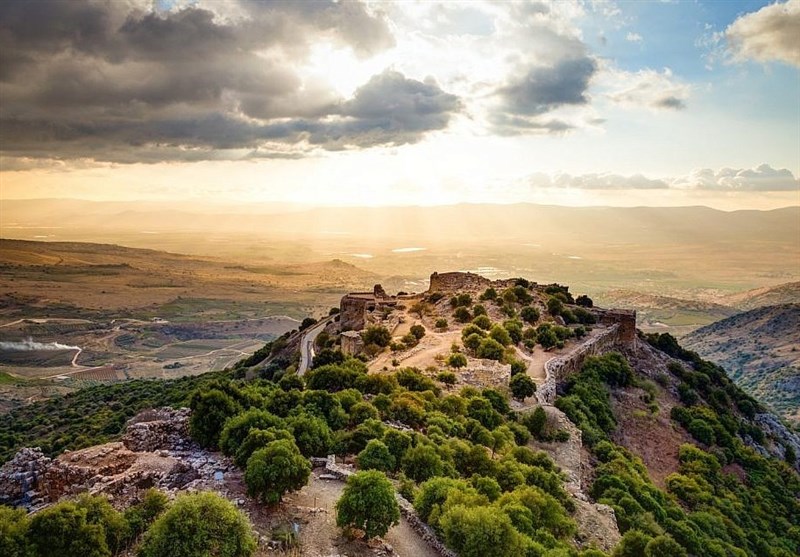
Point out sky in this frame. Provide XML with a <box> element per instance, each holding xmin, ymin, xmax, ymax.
<box><xmin>0</xmin><ymin>0</ymin><xmax>798</xmax><ymax>209</ymax></box>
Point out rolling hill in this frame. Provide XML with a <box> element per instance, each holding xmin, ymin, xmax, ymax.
<box><xmin>683</xmin><ymin>303</ymin><xmax>800</xmax><ymax>425</ymax></box>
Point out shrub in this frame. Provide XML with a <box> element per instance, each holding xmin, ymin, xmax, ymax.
<box><xmin>523</xmin><ymin>407</ymin><xmax>548</xmax><ymax>438</ymax></box>
<box><xmin>288</xmin><ymin>412</ymin><xmax>333</xmax><ymax>457</ymax></box>
<box><xmin>403</xmin><ymin>444</ymin><xmax>444</xmax><ymax>482</ymax></box>
<box><xmin>687</xmin><ymin>419</ymin><xmax>715</xmax><ymax>445</ymax></box>
<box><xmin>477</xmin><ymin>338</ymin><xmax>505</xmax><ymax>360</ymax></box>
<box><xmin>124</xmin><ymin>489</ymin><xmax>169</xmax><ymax>540</ymax></box>
<box><xmin>510</xmin><ymin>374</ymin><xmax>536</xmax><ymax>401</ymax></box>
<box><xmin>438</xmin><ymin>371</ymin><xmax>457</xmax><ymax>385</ymax></box>
<box><xmin>480</xmin><ymin>287</ymin><xmax>498</xmax><ymax>301</ymax></box>
<box><xmin>218</xmin><ymin>409</ymin><xmax>283</xmax><ymax>457</ymax></box>
<box><xmin>472</xmin><ymin>314</ymin><xmax>492</xmax><ymax>330</ymax></box>
<box><xmin>361</xmin><ymin>326</ymin><xmax>392</xmax><ymax>348</ymax></box>
<box><xmin>189</xmin><ymin>389</ymin><xmax>242</xmax><ymax>449</ymax></box>
<box><xmin>520</xmin><ymin>306</ymin><xmax>540</xmax><ymax>324</ymax></box>
<box><xmin>435</xmin><ymin>318</ymin><xmax>448</xmax><ymax>330</ymax></box>
<box><xmin>245</xmin><ymin>439</ymin><xmax>311</xmax><ymax>504</ymax></box>
<box><xmin>576</xmin><ymin>295</ymin><xmax>593</xmax><ymax>307</ymax></box>
<box><xmin>357</xmin><ymin>439</ymin><xmax>396</xmax><ymax>472</ymax></box>
<box><xmin>454</xmin><ymin>307</ymin><xmax>472</xmax><ymax>323</ymax></box>
<box><xmin>336</xmin><ymin>470</ymin><xmax>400</xmax><ymax>539</ymax></box>
<box><xmin>138</xmin><ymin>492</ymin><xmax>256</xmax><ymax>557</ymax></box>
<box><xmin>0</xmin><ymin>506</ymin><xmax>30</xmax><ymax>557</ymax></box>
<box><xmin>440</xmin><ymin>505</ymin><xmax>523</xmax><ymax>557</ymax></box>
<box><xmin>29</xmin><ymin>500</ymin><xmax>110</xmax><ymax>557</ymax></box>
<box><xmin>447</xmin><ymin>353</ymin><xmax>468</xmax><ymax>369</ymax></box>
<box><xmin>547</xmin><ymin>297</ymin><xmax>563</xmax><ymax>316</ymax></box>
<box><xmin>472</xmin><ymin>304</ymin><xmax>488</xmax><ymax>316</ymax></box>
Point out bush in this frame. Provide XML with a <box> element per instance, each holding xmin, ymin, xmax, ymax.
<box><xmin>477</xmin><ymin>338</ymin><xmax>505</xmax><ymax>361</ymax></box>
<box><xmin>124</xmin><ymin>489</ymin><xmax>169</xmax><ymax>541</ymax></box>
<box><xmin>357</xmin><ymin>439</ymin><xmax>396</xmax><ymax>472</ymax></box>
<box><xmin>336</xmin><ymin>470</ymin><xmax>400</xmax><ymax>539</ymax></box>
<box><xmin>288</xmin><ymin>413</ymin><xmax>333</xmax><ymax>457</ymax></box>
<box><xmin>440</xmin><ymin>505</ymin><xmax>523</xmax><ymax>557</ymax></box>
<box><xmin>361</xmin><ymin>326</ymin><xmax>392</xmax><ymax>348</ymax></box>
<box><xmin>454</xmin><ymin>307</ymin><xmax>472</xmax><ymax>323</ymax></box>
<box><xmin>520</xmin><ymin>306</ymin><xmax>540</xmax><ymax>324</ymax></box>
<box><xmin>576</xmin><ymin>295</ymin><xmax>593</xmax><ymax>307</ymax></box>
<box><xmin>687</xmin><ymin>419</ymin><xmax>715</xmax><ymax>445</ymax></box>
<box><xmin>489</xmin><ymin>325</ymin><xmax>512</xmax><ymax>346</ymax></box>
<box><xmin>138</xmin><ymin>492</ymin><xmax>256</xmax><ymax>557</ymax></box>
<box><xmin>510</xmin><ymin>374</ymin><xmax>536</xmax><ymax>401</ymax></box>
<box><xmin>189</xmin><ymin>389</ymin><xmax>242</xmax><ymax>449</ymax></box>
<box><xmin>245</xmin><ymin>439</ymin><xmax>311</xmax><ymax>504</ymax></box>
<box><xmin>472</xmin><ymin>304</ymin><xmax>488</xmax><ymax>316</ymax></box>
<box><xmin>480</xmin><ymin>287</ymin><xmax>498</xmax><ymax>301</ymax></box>
<box><xmin>0</xmin><ymin>506</ymin><xmax>31</xmax><ymax>557</ymax></box>
<box><xmin>29</xmin><ymin>500</ymin><xmax>110</xmax><ymax>557</ymax></box>
<box><xmin>547</xmin><ymin>297</ymin><xmax>563</xmax><ymax>316</ymax></box>
<box><xmin>472</xmin><ymin>315</ymin><xmax>492</xmax><ymax>330</ymax></box>
<box><xmin>447</xmin><ymin>353</ymin><xmax>467</xmax><ymax>369</ymax></box>
<box><xmin>435</xmin><ymin>318</ymin><xmax>448</xmax><ymax>330</ymax></box>
<box><xmin>438</xmin><ymin>371</ymin><xmax>457</xmax><ymax>385</ymax></box>
<box><xmin>523</xmin><ymin>407</ymin><xmax>548</xmax><ymax>438</ymax></box>
<box><xmin>403</xmin><ymin>444</ymin><xmax>444</xmax><ymax>482</ymax></box>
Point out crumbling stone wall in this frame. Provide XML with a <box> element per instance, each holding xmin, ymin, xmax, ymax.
<box><xmin>537</xmin><ymin>324</ymin><xmax>625</xmax><ymax>405</ymax></box>
<box><xmin>428</xmin><ymin>271</ymin><xmax>492</xmax><ymax>293</ymax></box>
<box><xmin>339</xmin><ymin>284</ymin><xmax>399</xmax><ymax>332</ymax></box>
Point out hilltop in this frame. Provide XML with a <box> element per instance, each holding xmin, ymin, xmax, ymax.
<box><xmin>1</xmin><ymin>271</ymin><xmax>799</xmax><ymax>557</ymax></box>
<box><xmin>683</xmin><ymin>304</ymin><xmax>800</xmax><ymax>426</ymax></box>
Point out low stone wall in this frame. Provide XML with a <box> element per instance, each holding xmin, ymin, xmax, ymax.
<box><xmin>537</xmin><ymin>324</ymin><xmax>623</xmax><ymax>404</ymax></box>
<box><xmin>428</xmin><ymin>271</ymin><xmax>491</xmax><ymax>293</ymax></box>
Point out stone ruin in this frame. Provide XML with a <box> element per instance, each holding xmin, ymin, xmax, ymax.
<box><xmin>339</xmin><ymin>284</ymin><xmax>402</xmax><ymax>332</ymax></box>
<box><xmin>0</xmin><ymin>407</ymin><xmax>236</xmax><ymax>511</ymax></box>
<box><xmin>427</xmin><ymin>271</ymin><xmax>493</xmax><ymax>293</ymax></box>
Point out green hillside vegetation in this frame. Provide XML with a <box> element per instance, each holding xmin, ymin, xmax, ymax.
<box><xmin>1</xmin><ymin>323</ymin><xmax>799</xmax><ymax>556</ymax></box>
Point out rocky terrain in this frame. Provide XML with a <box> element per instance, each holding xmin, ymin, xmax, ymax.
<box><xmin>684</xmin><ymin>303</ymin><xmax>800</xmax><ymax>426</ymax></box>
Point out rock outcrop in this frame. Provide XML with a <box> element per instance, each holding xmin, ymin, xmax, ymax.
<box><xmin>0</xmin><ymin>407</ymin><xmax>233</xmax><ymax>511</ymax></box>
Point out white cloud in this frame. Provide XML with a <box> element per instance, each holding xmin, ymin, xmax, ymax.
<box><xmin>726</xmin><ymin>0</ymin><xmax>800</xmax><ymax>67</ymax></box>
<box><xmin>672</xmin><ymin>164</ymin><xmax>800</xmax><ymax>191</ymax></box>
<box><xmin>525</xmin><ymin>165</ymin><xmax>799</xmax><ymax>191</ymax></box>
<box><xmin>600</xmin><ymin>66</ymin><xmax>690</xmax><ymax>110</ymax></box>
<box><xmin>625</xmin><ymin>32</ymin><xmax>643</xmax><ymax>43</ymax></box>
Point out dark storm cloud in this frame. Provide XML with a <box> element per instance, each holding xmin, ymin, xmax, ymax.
<box><xmin>499</xmin><ymin>58</ymin><xmax>597</xmax><ymax>116</ymax></box>
<box><xmin>492</xmin><ymin>56</ymin><xmax>597</xmax><ymax>134</ymax></box>
<box><xmin>0</xmin><ymin>0</ymin><xmax>456</xmax><ymax>162</ymax></box>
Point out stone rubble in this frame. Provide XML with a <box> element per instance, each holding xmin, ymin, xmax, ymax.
<box><xmin>0</xmin><ymin>407</ymin><xmax>236</xmax><ymax>511</ymax></box>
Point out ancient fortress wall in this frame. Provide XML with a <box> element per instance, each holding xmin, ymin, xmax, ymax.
<box><xmin>427</xmin><ymin>271</ymin><xmax>492</xmax><ymax>293</ymax></box>
<box><xmin>536</xmin><ymin>309</ymin><xmax>636</xmax><ymax>405</ymax></box>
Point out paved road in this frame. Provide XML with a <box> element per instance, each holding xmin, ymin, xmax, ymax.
<box><xmin>298</xmin><ymin>318</ymin><xmax>331</xmax><ymax>376</ymax></box>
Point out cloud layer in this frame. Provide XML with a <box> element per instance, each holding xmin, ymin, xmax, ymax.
<box><xmin>0</xmin><ymin>0</ymin><xmax>460</xmax><ymax>162</ymax></box>
<box><xmin>527</xmin><ymin>165</ymin><xmax>799</xmax><ymax>191</ymax></box>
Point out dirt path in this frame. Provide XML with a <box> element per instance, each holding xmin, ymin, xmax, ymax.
<box><xmin>282</xmin><ymin>471</ymin><xmax>440</xmax><ymax>557</ymax></box>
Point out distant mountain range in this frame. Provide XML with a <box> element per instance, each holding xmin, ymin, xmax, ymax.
<box><xmin>683</xmin><ymin>303</ymin><xmax>800</xmax><ymax>426</ymax></box>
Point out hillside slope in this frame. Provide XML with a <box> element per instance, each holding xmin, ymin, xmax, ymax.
<box><xmin>683</xmin><ymin>304</ymin><xmax>800</xmax><ymax>425</ymax></box>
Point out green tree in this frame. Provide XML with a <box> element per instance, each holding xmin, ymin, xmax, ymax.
<box><xmin>403</xmin><ymin>444</ymin><xmax>444</xmax><ymax>482</ymax></box>
<box><xmin>489</xmin><ymin>324</ymin><xmax>512</xmax><ymax>346</ymax></box>
<box><xmin>218</xmin><ymin>409</ymin><xmax>283</xmax><ymax>457</ymax></box>
<box><xmin>361</xmin><ymin>326</ymin><xmax>392</xmax><ymax>347</ymax></box>
<box><xmin>477</xmin><ymin>338</ymin><xmax>505</xmax><ymax>360</ymax></box>
<box><xmin>523</xmin><ymin>406</ymin><xmax>548</xmax><ymax>438</ymax></box>
<box><xmin>645</xmin><ymin>535</ymin><xmax>687</xmax><ymax>557</ymax></box>
<box><xmin>464</xmin><ymin>333</ymin><xmax>483</xmax><ymax>352</ymax></box>
<box><xmin>245</xmin><ymin>439</ymin><xmax>311</xmax><ymax>504</ymax></box>
<box><xmin>435</xmin><ymin>318</ymin><xmax>448</xmax><ymax>330</ymax></box>
<box><xmin>510</xmin><ymin>374</ymin><xmax>536</xmax><ymax>401</ymax></box>
<box><xmin>357</xmin><ymin>439</ymin><xmax>396</xmax><ymax>472</ymax></box>
<box><xmin>28</xmin><ymin>501</ymin><xmax>109</xmax><ymax>557</ymax></box>
<box><xmin>138</xmin><ymin>492</ymin><xmax>256</xmax><ymax>557</ymax></box>
<box><xmin>480</xmin><ymin>287</ymin><xmax>498</xmax><ymax>301</ymax></box>
<box><xmin>336</xmin><ymin>470</ymin><xmax>400</xmax><ymax>539</ymax></box>
<box><xmin>124</xmin><ymin>489</ymin><xmax>169</xmax><ymax>541</ymax></box>
<box><xmin>410</xmin><ymin>324</ymin><xmax>426</xmax><ymax>340</ymax></box>
<box><xmin>75</xmin><ymin>494</ymin><xmax>130</xmax><ymax>554</ymax></box>
<box><xmin>440</xmin><ymin>505</ymin><xmax>523</xmax><ymax>557</ymax></box>
<box><xmin>0</xmin><ymin>506</ymin><xmax>31</xmax><ymax>557</ymax></box>
<box><xmin>472</xmin><ymin>314</ymin><xmax>492</xmax><ymax>330</ymax></box>
<box><xmin>189</xmin><ymin>389</ymin><xmax>242</xmax><ymax>449</ymax></box>
<box><xmin>612</xmin><ymin>530</ymin><xmax>653</xmax><ymax>557</ymax></box>
<box><xmin>288</xmin><ymin>412</ymin><xmax>333</xmax><ymax>457</ymax></box>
